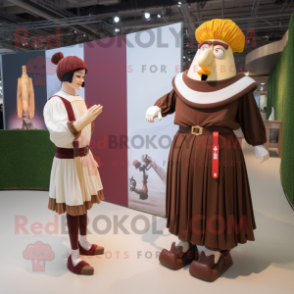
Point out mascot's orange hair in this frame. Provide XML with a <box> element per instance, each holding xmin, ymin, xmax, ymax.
<box><xmin>195</xmin><ymin>19</ymin><xmax>245</xmax><ymax>53</ymax></box>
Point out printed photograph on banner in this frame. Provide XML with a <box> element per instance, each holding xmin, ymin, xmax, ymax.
<box><xmin>127</xmin><ymin>22</ymin><xmax>182</xmax><ymax>216</ymax></box>
<box><xmin>1</xmin><ymin>51</ymin><xmax>47</xmax><ymax>129</ymax></box>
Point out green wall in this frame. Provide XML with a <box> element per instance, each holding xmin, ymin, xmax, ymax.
<box><xmin>0</xmin><ymin>130</ymin><xmax>56</xmax><ymax>190</ymax></box>
<box><xmin>267</xmin><ymin>12</ymin><xmax>294</xmax><ymax>207</ymax></box>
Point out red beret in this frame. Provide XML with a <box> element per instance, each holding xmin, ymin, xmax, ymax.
<box><xmin>51</xmin><ymin>52</ymin><xmax>88</xmax><ymax>81</ymax></box>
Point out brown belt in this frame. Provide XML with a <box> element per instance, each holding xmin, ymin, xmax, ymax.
<box><xmin>55</xmin><ymin>145</ymin><xmax>89</xmax><ymax>159</ymax></box>
<box><xmin>178</xmin><ymin>125</ymin><xmax>232</xmax><ymax>135</ymax></box>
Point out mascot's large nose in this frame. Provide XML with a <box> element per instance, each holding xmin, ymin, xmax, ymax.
<box><xmin>198</xmin><ymin>49</ymin><xmax>214</xmax><ymax>67</ymax></box>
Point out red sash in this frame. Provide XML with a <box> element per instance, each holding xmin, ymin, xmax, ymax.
<box><xmin>212</xmin><ymin>131</ymin><xmax>219</xmax><ymax>179</ymax></box>
<box><xmin>47</xmin><ymin>95</ymin><xmax>80</xmax><ymax>157</ymax></box>
<box><xmin>48</xmin><ymin>95</ymin><xmax>75</xmax><ymax>121</ymax></box>
<box><xmin>47</xmin><ymin>95</ymin><xmax>93</xmax><ymax>160</ymax></box>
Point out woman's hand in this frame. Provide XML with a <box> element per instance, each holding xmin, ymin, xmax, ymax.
<box><xmin>87</xmin><ymin>105</ymin><xmax>103</xmax><ymax>122</ymax></box>
<box><xmin>73</xmin><ymin>104</ymin><xmax>103</xmax><ymax>133</ymax></box>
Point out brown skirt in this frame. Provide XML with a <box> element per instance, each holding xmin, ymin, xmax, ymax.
<box><xmin>166</xmin><ymin>130</ymin><xmax>256</xmax><ymax>251</ymax></box>
<box><xmin>48</xmin><ymin>190</ymin><xmax>105</xmax><ymax>216</ymax></box>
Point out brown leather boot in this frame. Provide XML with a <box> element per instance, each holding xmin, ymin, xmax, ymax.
<box><xmin>189</xmin><ymin>250</ymin><xmax>233</xmax><ymax>282</ymax></box>
<box><xmin>159</xmin><ymin>242</ymin><xmax>199</xmax><ymax>270</ymax></box>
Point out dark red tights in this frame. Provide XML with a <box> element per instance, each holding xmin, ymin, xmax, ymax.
<box><xmin>66</xmin><ymin>212</ymin><xmax>88</xmax><ymax>250</ymax></box>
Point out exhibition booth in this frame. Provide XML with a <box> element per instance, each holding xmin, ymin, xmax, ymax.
<box><xmin>0</xmin><ymin>8</ymin><xmax>293</xmax><ymax>294</ymax></box>
<box><xmin>0</xmin><ymin>23</ymin><xmax>181</xmax><ymax>214</ymax></box>
<box><xmin>1</xmin><ymin>18</ymin><xmax>293</xmax><ymax>211</ymax></box>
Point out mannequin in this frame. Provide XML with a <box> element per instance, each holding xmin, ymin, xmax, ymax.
<box><xmin>145</xmin><ymin>19</ymin><xmax>269</xmax><ymax>282</ymax></box>
<box><xmin>17</xmin><ymin>65</ymin><xmax>35</xmax><ymax>129</ymax></box>
<box><xmin>43</xmin><ymin>52</ymin><xmax>104</xmax><ymax>275</ymax></box>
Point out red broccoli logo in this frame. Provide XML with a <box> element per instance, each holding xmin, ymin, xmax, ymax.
<box><xmin>23</xmin><ymin>241</ymin><xmax>55</xmax><ymax>272</ymax></box>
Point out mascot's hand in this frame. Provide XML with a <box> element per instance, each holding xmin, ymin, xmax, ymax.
<box><xmin>254</xmin><ymin>145</ymin><xmax>269</xmax><ymax>163</ymax></box>
<box><xmin>145</xmin><ymin>106</ymin><xmax>162</xmax><ymax>123</ymax></box>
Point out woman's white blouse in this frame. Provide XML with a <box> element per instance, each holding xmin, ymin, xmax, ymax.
<box><xmin>43</xmin><ymin>90</ymin><xmax>103</xmax><ymax>206</ymax></box>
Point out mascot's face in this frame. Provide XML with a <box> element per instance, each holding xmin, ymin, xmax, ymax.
<box><xmin>70</xmin><ymin>69</ymin><xmax>85</xmax><ymax>90</ymax></box>
<box><xmin>188</xmin><ymin>38</ymin><xmax>236</xmax><ymax>81</ymax></box>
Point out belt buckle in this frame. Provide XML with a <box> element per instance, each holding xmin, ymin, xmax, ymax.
<box><xmin>191</xmin><ymin>125</ymin><xmax>203</xmax><ymax>136</ymax></box>
<box><xmin>84</xmin><ymin>145</ymin><xmax>89</xmax><ymax>155</ymax></box>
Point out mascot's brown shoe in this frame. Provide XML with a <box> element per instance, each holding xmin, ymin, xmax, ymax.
<box><xmin>159</xmin><ymin>242</ymin><xmax>199</xmax><ymax>270</ymax></box>
<box><xmin>189</xmin><ymin>250</ymin><xmax>233</xmax><ymax>282</ymax></box>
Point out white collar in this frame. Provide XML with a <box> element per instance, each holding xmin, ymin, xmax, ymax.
<box><xmin>174</xmin><ymin>72</ymin><xmax>256</xmax><ymax>104</ymax></box>
<box><xmin>53</xmin><ymin>90</ymin><xmax>84</xmax><ymax>102</ymax></box>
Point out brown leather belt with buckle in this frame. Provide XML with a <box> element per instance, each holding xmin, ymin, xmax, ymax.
<box><xmin>55</xmin><ymin>145</ymin><xmax>90</xmax><ymax>159</ymax></box>
<box><xmin>178</xmin><ymin>125</ymin><xmax>232</xmax><ymax>135</ymax></box>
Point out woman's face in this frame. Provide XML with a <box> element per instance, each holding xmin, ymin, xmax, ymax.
<box><xmin>71</xmin><ymin>69</ymin><xmax>85</xmax><ymax>90</ymax></box>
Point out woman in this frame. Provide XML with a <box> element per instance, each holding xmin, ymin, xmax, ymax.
<box><xmin>43</xmin><ymin>52</ymin><xmax>104</xmax><ymax>275</ymax></box>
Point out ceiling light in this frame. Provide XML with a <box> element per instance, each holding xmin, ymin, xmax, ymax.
<box><xmin>144</xmin><ymin>12</ymin><xmax>151</xmax><ymax>21</ymax></box>
<box><xmin>261</xmin><ymin>82</ymin><xmax>265</xmax><ymax>85</ymax></box>
<box><xmin>114</xmin><ymin>16</ymin><xmax>120</xmax><ymax>23</ymax></box>
<box><xmin>114</xmin><ymin>28</ymin><xmax>120</xmax><ymax>33</ymax></box>
<box><xmin>177</xmin><ymin>1</ymin><xmax>182</xmax><ymax>7</ymax></box>
<box><xmin>157</xmin><ymin>14</ymin><xmax>161</xmax><ymax>18</ymax></box>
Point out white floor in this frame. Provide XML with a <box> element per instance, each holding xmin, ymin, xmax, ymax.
<box><xmin>0</xmin><ymin>139</ymin><xmax>293</xmax><ymax>294</ymax></box>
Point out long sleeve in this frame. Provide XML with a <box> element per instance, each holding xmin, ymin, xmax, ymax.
<box><xmin>154</xmin><ymin>89</ymin><xmax>177</xmax><ymax>117</ymax></box>
<box><xmin>43</xmin><ymin>96</ymin><xmax>78</xmax><ymax>147</ymax></box>
<box><xmin>236</xmin><ymin>91</ymin><xmax>267</xmax><ymax>146</ymax></box>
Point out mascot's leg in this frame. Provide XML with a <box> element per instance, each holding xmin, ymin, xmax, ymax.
<box><xmin>66</xmin><ymin>213</ymin><xmax>94</xmax><ymax>275</ymax></box>
<box><xmin>159</xmin><ymin>240</ymin><xmax>199</xmax><ymax>270</ymax></box>
<box><xmin>78</xmin><ymin>212</ymin><xmax>104</xmax><ymax>255</ymax></box>
<box><xmin>177</xmin><ymin>240</ymin><xmax>190</xmax><ymax>252</ymax></box>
